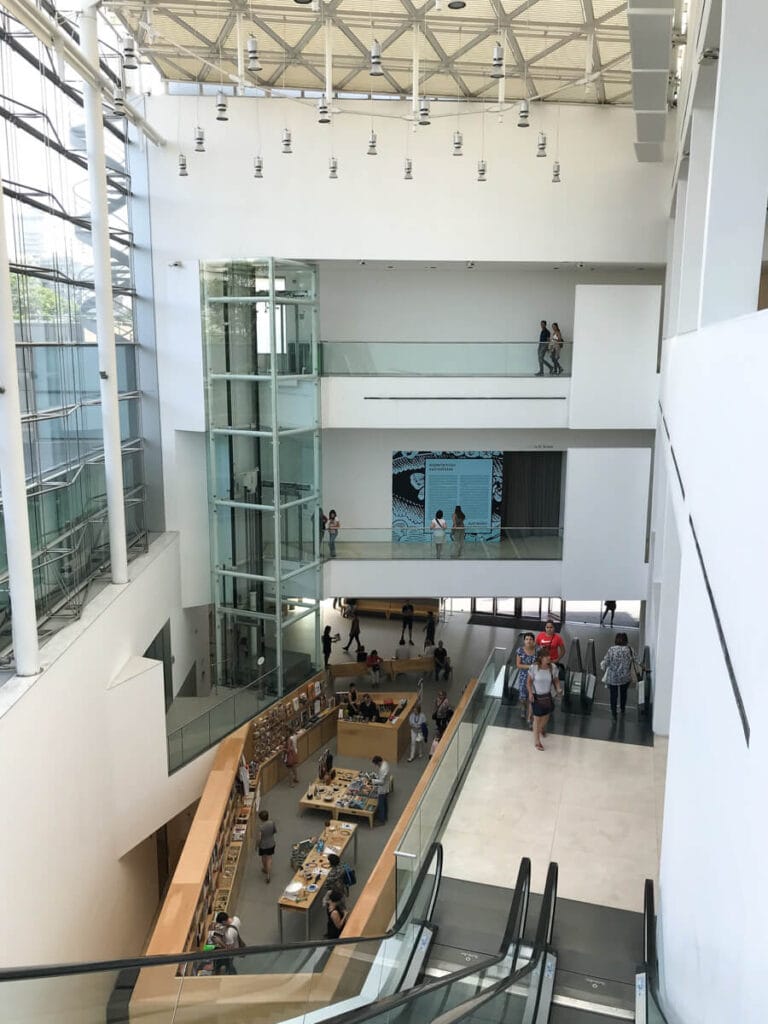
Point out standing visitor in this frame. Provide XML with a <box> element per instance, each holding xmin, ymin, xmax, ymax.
<box><xmin>325</xmin><ymin>890</ymin><xmax>348</xmax><ymax>939</ymax></box>
<box><xmin>319</xmin><ymin>508</ymin><xmax>328</xmax><ymax>548</ymax></box>
<box><xmin>322</xmin><ymin>625</ymin><xmax>338</xmax><ymax>668</ymax></box>
<box><xmin>256</xmin><ymin>809</ymin><xmax>277</xmax><ymax>883</ymax></box>
<box><xmin>327</xmin><ymin>509</ymin><xmax>340</xmax><ymax>558</ymax></box>
<box><xmin>343</xmin><ymin>611</ymin><xmax>362</xmax><ymax>652</ymax></box>
<box><xmin>516</xmin><ymin>632</ymin><xmax>537</xmax><ymax>726</ymax></box>
<box><xmin>371</xmin><ymin>755</ymin><xmax>391</xmax><ymax>824</ymax></box>
<box><xmin>400</xmin><ymin>601</ymin><xmax>415</xmax><ymax>645</ymax></box>
<box><xmin>600</xmin><ymin>600</ymin><xmax>617</xmax><ymax>627</ymax></box>
<box><xmin>451</xmin><ymin>505</ymin><xmax>466</xmax><ymax>558</ymax></box>
<box><xmin>536</xmin><ymin>320</ymin><xmax>554</xmax><ymax>376</ymax></box>
<box><xmin>366</xmin><ymin>649</ymin><xmax>383</xmax><ymax>686</ymax></box>
<box><xmin>549</xmin><ymin>323</ymin><xmax>564</xmax><ymax>375</ymax></box>
<box><xmin>600</xmin><ymin>632</ymin><xmax>636</xmax><ymax>718</ymax></box>
<box><xmin>407</xmin><ymin>702</ymin><xmax>427</xmax><ymax>762</ymax></box>
<box><xmin>527</xmin><ymin>650</ymin><xmax>562</xmax><ymax>751</ymax></box>
<box><xmin>430</xmin><ymin>510</ymin><xmax>448</xmax><ymax>558</ymax></box>
<box><xmin>283</xmin><ymin>729</ymin><xmax>299</xmax><ymax>788</ymax></box>
<box><xmin>433</xmin><ymin>640</ymin><xmax>451</xmax><ymax>681</ymax></box>
<box><xmin>324</xmin><ymin>853</ymin><xmax>349</xmax><ymax>899</ymax></box>
<box><xmin>423</xmin><ymin>610</ymin><xmax>436</xmax><ymax>650</ymax></box>
<box><xmin>433</xmin><ymin>689</ymin><xmax>453</xmax><ymax>737</ymax></box>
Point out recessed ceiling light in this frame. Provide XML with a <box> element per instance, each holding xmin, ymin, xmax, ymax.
<box><xmin>447</xmin><ymin>0</ymin><xmax>466</xmax><ymax>8</ymax></box>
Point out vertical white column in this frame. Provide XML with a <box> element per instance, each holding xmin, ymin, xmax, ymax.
<box><xmin>412</xmin><ymin>24</ymin><xmax>420</xmax><ymax>119</ymax></box>
<box><xmin>0</xmin><ymin>182</ymin><xmax>41</xmax><ymax>676</ymax></box>
<box><xmin>269</xmin><ymin>258</ymin><xmax>283</xmax><ymax>695</ymax></box>
<box><xmin>698</xmin><ymin>0</ymin><xmax>768</xmax><ymax>327</ymax></box>
<box><xmin>675</xmin><ymin>87</ymin><xmax>714</xmax><ymax>334</ymax></box>
<box><xmin>662</xmin><ymin>173</ymin><xmax>688</xmax><ymax>339</ymax></box>
<box><xmin>80</xmin><ymin>1</ymin><xmax>128</xmax><ymax>584</ymax></box>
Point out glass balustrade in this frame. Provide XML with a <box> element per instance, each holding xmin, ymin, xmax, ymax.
<box><xmin>320</xmin><ymin>341</ymin><xmax>572</xmax><ymax>377</ymax></box>
<box><xmin>322</xmin><ymin>526</ymin><xmax>563</xmax><ymax>561</ymax></box>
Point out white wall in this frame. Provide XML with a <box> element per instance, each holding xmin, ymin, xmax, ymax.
<box><xmin>322</xmin><ymin>429</ymin><xmax>652</xmax><ymax>599</ymax></box>
<box><xmin>560</xmin><ymin>448</ymin><xmax>652</xmax><ymax>598</ymax></box>
<box><xmin>569</xmin><ymin>284</ymin><xmax>662</xmax><ymax>429</ymax></box>
<box><xmin>652</xmin><ymin>309</ymin><xmax>768</xmax><ymax>1023</ymax></box>
<box><xmin>0</xmin><ymin>534</ymin><xmax>215</xmax><ymax>967</ymax></box>
<box><xmin>144</xmin><ymin>96</ymin><xmax>669</xmax><ymax>264</ymax></box>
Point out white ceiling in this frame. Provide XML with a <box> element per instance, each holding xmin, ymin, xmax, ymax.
<box><xmin>105</xmin><ymin>0</ymin><xmax>636</xmax><ymax>105</ymax></box>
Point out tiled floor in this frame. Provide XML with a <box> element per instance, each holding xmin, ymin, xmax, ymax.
<box><xmin>441</xmin><ymin>726</ymin><xmax>663</xmax><ymax>913</ymax></box>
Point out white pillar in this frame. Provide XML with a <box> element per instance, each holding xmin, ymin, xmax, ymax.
<box><xmin>662</xmin><ymin>173</ymin><xmax>688</xmax><ymax>339</ymax></box>
<box><xmin>0</xmin><ymin>182</ymin><xmax>41</xmax><ymax>676</ymax></box>
<box><xmin>698</xmin><ymin>0</ymin><xmax>768</xmax><ymax>327</ymax></box>
<box><xmin>675</xmin><ymin>88</ymin><xmax>714</xmax><ymax>334</ymax></box>
<box><xmin>81</xmin><ymin>1</ymin><xmax>128</xmax><ymax>584</ymax></box>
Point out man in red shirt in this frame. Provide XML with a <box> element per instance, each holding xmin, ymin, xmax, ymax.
<box><xmin>535</xmin><ymin>620</ymin><xmax>566</xmax><ymax>672</ymax></box>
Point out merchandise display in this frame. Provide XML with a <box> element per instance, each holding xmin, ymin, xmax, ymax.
<box><xmin>300</xmin><ymin>767</ymin><xmax>379</xmax><ymax>828</ymax></box>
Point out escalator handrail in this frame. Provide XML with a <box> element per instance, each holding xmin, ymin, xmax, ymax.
<box><xmin>426</xmin><ymin>859</ymin><xmax>560</xmax><ymax>1024</ymax></box>
<box><xmin>0</xmin><ymin>841</ymin><xmax>446</xmax><ymax>982</ymax></box>
<box><xmin>316</xmin><ymin>855</ymin><xmax>533</xmax><ymax>1024</ymax></box>
<box><xmin>642</xmin><ymin>878</ymin><xmax>670</xmax><ymax>1022</ymax></box>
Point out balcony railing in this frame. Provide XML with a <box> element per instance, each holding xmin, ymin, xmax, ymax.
<box><xmin>319</xmin><ymin>341</ymin><xmax>572</xmax><ymax>377</ymax></box>
<box><xmin>324</xmin><ymin>526</ymin><xmax>563</xmax><ymax>561</ymax></box>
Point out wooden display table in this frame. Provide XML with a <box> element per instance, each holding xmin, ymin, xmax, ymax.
<box><xmin>299</xmin><ymin>767</ymin><xmax>379</xmax><ymax>829</ymax></box>
<box><xmin>277</xmin><ymin>821</ymin><xmax>358</xmax><ymax>942</ymax></box>
<box><xmin>336</xmin><ymin>692</ymin><xmax>418</xmax><ymax>764</ymax></box>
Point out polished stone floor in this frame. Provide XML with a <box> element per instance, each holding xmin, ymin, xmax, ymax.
<box><xmin>441</xmin><ymin>726</ymin><xmax>667</xmax><ymax>913</ymax></box>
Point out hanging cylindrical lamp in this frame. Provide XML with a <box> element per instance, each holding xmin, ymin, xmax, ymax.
<box><xmin>282</xmin><ymin>128</ymin><xmax>293</xmax><ymax>154</ymax></box>
<box><xmin>447</xmin><ymin>0</ymin><xmax>466</xmax><ymax>7</ymax></box>
<box><xmin>112</xmin><ymin>89</ymin><xmax>125</xmax><ymax>115</ymax></box>
<box><xmin>329</xmin><ymin>156</ymin><xmax>339</xmax><ymax>179</ymax></box>
<box><xmin>253</xmin><ymin>156</ymin><xmax>264</xmax><ymax>178</ymax></box>
<box><xmin>490</xmin><ymin>41</ymin><xmax>504</xmax><ymax>79</ymax></box>
<box><xmin>178</xmin><ymin>154</ymin><xmax>188</xmax><ymax>177</ymax></box>
<box><xmin>370</xmin><ymin>38</ymin><xmax>384</xmax><ymax>77</ymax></box>
<box><xmin>452</xmin><ymin>129</ymin><xmax>463</xmax><ymax>156</ymax></box>
<box><xmin>194</xmin><ymin>126</ymin><xmax>205</xmax><ymax>152</ymax></box>
<box><xmin>367</xmin><ymin>129</ymin><xmax>378</xmax><ymax>155</ymax></box>
<box><xmin>318</xmin><ymin>99</ymin><xmax>331</xmax><ymax>124</ymax></box>
<box><xmin>477</xmin><ymin>159</ymin><xmax>487</xmax><ymax>182</ymax></box>
<box><xmin>404</xmin><ymin>157</ymin><xmax>413</xmax><ymax>180</ymax></box>
<box><xmin>122</xmin><ymin>36</ymin><xmax>138</xmax><ymax>70</ymax></box>
<box><xmin>537</xmin><ymin>130</ymin><xmax>547</xmax><ymax>157</ymax></box>
<box><xmin>552</xmin><ymin>160</ymin><xmax>561</xmax><ymax>183</ymax></box>
<box><xmin>418</xmin><ymin>99</ymin><xmax>430</xmax><ymax>126</ymax></box>
<box><xmin>216</xmin><ymin>91</ymin><xmax>228</xmax><ymax>121</ymax></box>
<box><xmin>517</xmin><ymin>98</ymin><xmax>530</xmax><ymax>127</ymax></box>
<box><xmin>246</xmin><ymin>36</ymin><xmax>262</xmax><ymax>73</ymax></box>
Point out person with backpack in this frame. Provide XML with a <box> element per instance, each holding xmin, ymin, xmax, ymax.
<box><xmin>208</xmin><ymin>911</ymin><xmax>243</xmax><ymax>974</ymax></box>
<box><xmin>433</xmin><ymin>690</ymin><xmax>453</xmax><ymax>738</ymax></box>
<box><xmin>324</xmin><ymin>853</ymin><xmax>350</xmax><ymax>899</ymax></box>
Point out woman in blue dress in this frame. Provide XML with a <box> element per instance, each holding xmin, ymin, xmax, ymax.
<box><xmin>516</xmin><ymin>633</ymin><xmax>537</xmax><ymax>726</ymax></box>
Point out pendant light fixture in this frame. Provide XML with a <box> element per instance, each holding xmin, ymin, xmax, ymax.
<box><xmin>477</xmin><ymin>159</ymin><xmax>487</xmax><ymax>182</ymax></box>
<box><xmin>216</xmin><ymin>91</ymin><xmax>228</xmax><ymax>121</ymax></box>
<box><xmin>552</xmin><ymin>160</ymin><xmax>561</xmax><ymax>183</ymax></box>
<box><xmin>122</xmin><ymin>36</ymin><xmax>138</xmax><ymax>70</ymax></box>
<box><xmin>178</xmin><ymin>154</ymin><xmax>188</xmax><ymax>177</ymax></box>
<box><xmin>537</xmin><ymin>130</ymin><xmax>547</xmax><ymax>157</ymax></box>
<box><xmin>418</xmin><ymin>99</ymin><xmax>431</xmax><ymax>126</ymax></box>
<box><xmin>370</xmin><ymin>38</ymin><xmax>384</xmax><ymax>76</ymax></box>
<box><xmin>367</xmin><ymin>129</ymin><xmax>378</xmax><ymax>155</ymax></box>
<box><xmin>329</xmin><ymin>156</ymin><xmax>338</xmax><ymax>179</ymax></box>
<box><xmin>447</xmin><ymin>0</ymin><xmax>466</xmax><ymax>8</ymax></box>
<box><xmin>490</xmin><ymin>41</ymin><xmax>504</xmax><ymax>79</ymax></box>
<box><xmin>194</xmin><ymin>126</ymin><xmax>205</xmax><ymax>152</ymax></box>
<box><xmin>112</xmin><ymin>89</ymin><xmax>125</xmax><ymax>115</ymax></box>
<box><xmin>404</xmin><ymin>157</ymin><xmax>413</xmax><ymax>180</ymax></box>
<box><xmin>246</xmin><ymin>36</ymin><xmax>262</xmax><ymax>73</ymax></box>
<box><xmin>517</xmin><ymin>98</ymin><xmax>530</xmax><ymax>127</ymax></box>
<box><xmin>453</xmin><ymin>129</ymin><xmax>463</xmax><ymax>156</ymax></box>
<box><xmin>253</xmin><ymin>156</ymin><xmax>263</xmax><ymax>178</ymax></box>
<box><xmin>318</xmin><ymin>99</ymin><xmax>330</xmax><ymax>124</ymax></box>
<box><xmin>282</xmin><ymin>128</ymin><xmax>293</xmax><ymax>154</ymax></box>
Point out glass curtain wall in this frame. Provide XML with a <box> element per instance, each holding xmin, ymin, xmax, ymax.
<box><xmin>0</xmin><ymin>11</ymin><xmax>148</xmax><ymax>662</ymax></box>
<box><xmin>201</xmin><ymin>259</ymin><xmax>320</xmax><ymax>697</ymax></box>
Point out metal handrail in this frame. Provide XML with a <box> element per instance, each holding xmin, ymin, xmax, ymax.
<box><xmin>0</xmin><ymin>841</ymin><xmax>445</xmax><ymax>982</ymax></box>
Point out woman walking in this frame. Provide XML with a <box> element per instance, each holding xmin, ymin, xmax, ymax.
<box><xmin>283</xmin><ymin>729</ymin><xmax>299</xmax><ymax>787</ymax></box>
<box><xmin>451</xmin><ymin>505</ymin><xmax>466</xmax><ymax>559</ymax></box>
<box><xmin>407</xmin><ymin>702</ymin><xmax>427</xmax><ymax>761</ymax></box>
<box><xmin>549</xmin><ymin>323</ymin><xmax>564</xmax><ymax>375</ymax></box>
<box><xmin>256</xmin><ymin>809</ymin><xmax>277</xmax><ymax>883</ymax></box>
<box><xmin>327</xmin><ymin>509</ymin><xmax>340</xmax><ymax>558</ymax></box>
<box><xmin>600</xmin><ymin>632</ymin><xmax>635</xmax><ymax>718</ymax></box>
<box><xmin>515</xmin><ymin>632</ymin><xmax>537</xmax><ymax>726</ymax></box>
<box><xmin>433</xmin><ymin>690</ymin><xmax>453</xmax><ymax>738</ymax></box>
<box><xmin>526</xmin><ymin>650</ymin><xmax>562</xmax><ymax>751</ymax></box>
<box><xmin>430</xmin><ymin>509</ymin><xmax>448</xmax><ymax>558</ymax></box>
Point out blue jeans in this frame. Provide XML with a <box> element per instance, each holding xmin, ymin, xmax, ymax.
<box><xmin>329</xmin><ymin>534</ymin><xmax>337</xmax><ymax>558</ymax></box>
<box><xmin>376</xmin><ymin>793</ymin><xmax>388</xmax><ymax>823</ymax></box>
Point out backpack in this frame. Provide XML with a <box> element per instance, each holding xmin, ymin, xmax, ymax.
<box><xmin>343</xmin><ymin>864</ymin><xmax>357</xmax><ymax>887</ymax></box>
<box><xmin>208</xmin><ymin>923</ymin><xmax>229</xmax><ymax>950</ymax></box>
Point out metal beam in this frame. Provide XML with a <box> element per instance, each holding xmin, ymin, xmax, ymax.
<box><xmin>580</xmin><ymin>0</ymin><xmax>606</xmax><ymax>103</ymax></box>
